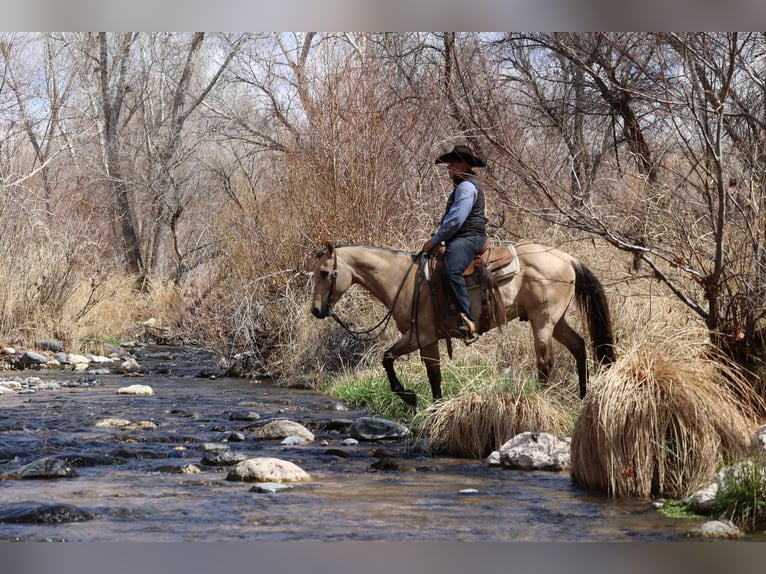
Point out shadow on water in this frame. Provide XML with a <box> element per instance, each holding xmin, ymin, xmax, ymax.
<box><xmin>0</xmin><ymin>345</ymin><xmax>706</xmax><ymax>541</ymax></box>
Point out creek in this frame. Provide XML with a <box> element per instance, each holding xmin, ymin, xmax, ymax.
<box><xmin>0</xmin><ymin>345</ymin><xmax>705</xmax><ymax>541</ymax></box>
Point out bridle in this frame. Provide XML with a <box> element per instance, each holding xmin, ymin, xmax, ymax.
<box><xmin>323</xmin><ymin>244</ymin><xmax>420</xmax><ymax>341</ymax></box>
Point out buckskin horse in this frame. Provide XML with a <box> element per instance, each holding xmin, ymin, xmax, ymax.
<box><xmin>310</xmin><ymin>241</ymin><xmax>615</xmax><ymax>406</ymax></box>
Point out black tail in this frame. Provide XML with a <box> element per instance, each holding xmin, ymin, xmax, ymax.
<box><xmin>573</xmin><ymin>261</ymin><xmax>616</xmax><ymax>366</ymax></box>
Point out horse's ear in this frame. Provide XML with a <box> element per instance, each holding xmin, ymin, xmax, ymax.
<box><xmin>325</xmin><ymin>241</ymin><xmax>334</xmax><ymax>255</ymax></box>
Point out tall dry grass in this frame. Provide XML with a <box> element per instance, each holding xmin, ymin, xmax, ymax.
<box><xmin>420</xmin><ymin>373</ymin><xmax>573</xmax><ymax>459</ymax></box>
<box><xmin>571</xmin><ymin>324</ymin><xmax>763</xmax><ymax>498</ymax></box>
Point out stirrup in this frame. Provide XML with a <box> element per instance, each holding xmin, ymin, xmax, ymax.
<box><xmin>457</xmin><ymin>313</ymin><xmax>478</xmax><ymax>344</ymax></box>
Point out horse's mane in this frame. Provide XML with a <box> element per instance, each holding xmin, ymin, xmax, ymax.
<box><xmin>333</xmin><ymin>243</ymin><xmax>414</xmax><ymax>257</ymax></box>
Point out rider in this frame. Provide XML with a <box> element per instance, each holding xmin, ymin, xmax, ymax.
<box><xmin>421</xmin><ymin>144</ymin><xmax>488</xmax><ymax>339</ymax></box>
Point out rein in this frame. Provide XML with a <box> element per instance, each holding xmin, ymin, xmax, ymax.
<box><xmin>327</xmin><ymin>247</ymin><xmax>419</xmax><ymax>341</ymax></box>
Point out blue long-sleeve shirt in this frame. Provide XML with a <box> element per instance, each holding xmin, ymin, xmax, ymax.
<box><xmin>429</xmin><ymin>180</ymin><xmax>478</xmax><ymax>245</ymax></box>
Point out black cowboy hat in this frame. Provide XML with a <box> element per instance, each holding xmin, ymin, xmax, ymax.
<box><xmin>435</xmin><ymin>144</ymin><xmax>486</xmax><ymax>168</ymax></box>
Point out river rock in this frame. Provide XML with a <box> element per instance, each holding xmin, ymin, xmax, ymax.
<box><xmin>688</xmin><ymin>519</ymin><xmax>743</xmax><ymax>539</ymax></box>
<box><xmin>116</xmin><ymin>384</ymin><xmax>154</xmax><ymax>396</ymax></box>
<box><xmin>496</xmin><ymin>432</ymin><xmax>571</xmax><ymax>471</ymax></box>
<box><xmin>228</xmin><ymin>410</ymin><xmax>261</xmax><ymax>421</ymax></box>
<box><xmin>683</xmin><ymin>482</ymin><xmax>719</xmax><ymax>514</ymax></box>
<box><xmin>0</xmin><ymin>504</ymin><xmax>93</xmax><ymax>524</ymax></box>
<box><xmin>253</xmin><ymin>420</ymin><xmax>314</xmax><ymax>442</ymax></box>
<box><xmin>250</xmin><ymin>482</ymin><xmax>293</xmax><ymax>494</ymax></box>
<box><xmin>226</xmin><ymin>457</ymin><xmax>311</xmax><ymax>483</ymax></box>
<box><xmin>95</xmin><ymin>417</ymin><xmax>133</xmax><ymax>428</ymax></box>
<box><xmin>200</xmin><ymin>451</ymin><xmax>250</xmax><ymax>466</ymax></box>
<box><xmin>20</xmin><ymin>351</ymin><xmax>48</xmax><ymax>367</ymax></box>
<box><xmin>751</xmin><ymin>424</ymin><xmax>766</xmax><ymax>452</ymax></box>
<box><xmin>117</xmin><ymin>358</ymin><xmax>141</xmax><ymax>373</ymax></box>
<box><xmin>36</xmin><ymin>339</ymin><xmax>65</xmax><ymax>353</ymax></box>
<box><xmin>349</xmin><ymin>417</ymin><xmax>411</xmax><ymax>441</ymax></box>
<box><xmin>16</xmin><ymin>457</ymin><xmax>77</xmax><ymax>479</ymax></box>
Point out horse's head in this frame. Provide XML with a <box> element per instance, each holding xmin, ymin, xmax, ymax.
<box><xmin>311</xmin><ymin>242</ymin><xmax>352</xmax><ymax>318</ymax></box>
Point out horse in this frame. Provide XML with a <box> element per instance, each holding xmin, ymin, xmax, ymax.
<box><xmin>310</xmin><ymin>241</ymin><xmax>615</xmax><ymax>406</ymax></box>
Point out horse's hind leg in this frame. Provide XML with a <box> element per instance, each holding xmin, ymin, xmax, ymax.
<box><xmin>553</xmin><ymin>317</ymin><xmax>588</xmax><ymax>399</ymax></box>
<box><xmin>531</xmin><ymin>321</ymin><xmax>555</xmax><ymax>386</ymax></box>
<box><xmin>420</xmin><ymin>343</ymin><xmax>442</xmax><ymax>401</ymax></box>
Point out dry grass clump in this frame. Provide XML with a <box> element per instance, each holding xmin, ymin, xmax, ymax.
<box><xmin>421</xmin><ymin>384</ymin><xmax>571</xmax><ymax>459</ymax></box>
<box><xmin>571</xmin><ymin>326</ymin><xmax>763</xmax><ymax>498</ymax></box>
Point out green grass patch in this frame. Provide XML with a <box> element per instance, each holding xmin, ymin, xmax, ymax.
<box><xmin>715</xmin><ymin>460</ymin><xmax>766</xmax><ymax>532</ymax></box>
<box><xmin>657</xmin><ymin>499</ymin><xmax>705</xmax><ymax>520</ymax></box>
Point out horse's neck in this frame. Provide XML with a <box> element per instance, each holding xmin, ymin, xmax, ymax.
<box><xmin>342</xmin><ymin>247</ymin><xmax>411</xmax><ymax>309</ymax></box>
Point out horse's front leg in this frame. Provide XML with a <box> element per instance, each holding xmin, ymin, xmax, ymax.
<box><xmin>420</xmin><ymin>342</ymin><xmax>442</xmax><ymax>401</ymax></box>
<box><xmin>383</xmin><ymin>335</ymin><xmax>420</xmax><ymax>407</ymax></box>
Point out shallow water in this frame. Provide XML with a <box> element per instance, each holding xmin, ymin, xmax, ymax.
<box><xmin>0</xmin><ymin>345</ymin><xmax>707</xmax><ymax>541</ymax></box>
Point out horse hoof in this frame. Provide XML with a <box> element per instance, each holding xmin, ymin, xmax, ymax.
<box><xmin>397</xmin><ymin>390</ymin><xmax>418</xmax><ymax>407</ymax></box>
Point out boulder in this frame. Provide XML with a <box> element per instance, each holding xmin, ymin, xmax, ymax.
<box><xmin>683</xmin><ymin>482</ymin><xmax>719</xmax><ymax>514</ymax></box>
<box><xmin>226</xmin><ymin>457</ymin><xmax>311</xmax><ymax>483</ymax></box>
<box><xmin>688</xmin><ymin>519</ymin><xmax>743</xmax><ymax>539</ymax></box>
<box><xmin>497</xmin><ymin>431</ymin><xmax>571</xmax><ymax>471</ymax></box>
<box><xmin>16</xmin><ymin>457</ymin><xmax>77</xmax><ymax>479</ymax></box>
<box><xmin>349</xmin><ymin>417</ymin><xmax>410</xmax><ymax>441</ymax></box>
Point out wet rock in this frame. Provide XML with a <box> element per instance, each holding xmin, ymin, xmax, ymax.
<box><xmin>200</xmin><ymin>451</ymin><xmax>250</xmax><ymax>466</ymax></box>
<box><xmin>684</xmin><ymin>482</ymin><xmax>719</xmax><ymax>514</ymax></box>
<box><xmin>16</xmin><ymin>457</ymin><xmax>77</xmax><ymax>479</ymax></box>
<box><xmin>253</xmin><ymin>420</ymin><xmax>314</xmax><ymax>442</ymax></box>
<box><xmin>341</xmin><ymin>438</ymin><xmax>359</xmax><ymax>446</ymax></box>
<box><xmin>323</xmin><ymin>448</ymin><xmax>350</xmax><ymax>458</ymax></box>
<box><xmin>225</xmin><ymin>431</ymin><xmax>246</xmax><ymax>442</ymax></box>
<box><xmin>20</xmin><ymin>351</ymin><xmax>48</xmax><ymax>368</ymax></box>
<box><xmin>117</xmin><ymin>358</ymin><xmax>141</xmax><ymax>374</ymax></box>
<box><xmin>688</xmin><ymin>519</ymin><xmax>743</xmax><ymax>539</ymax></box>
<box><xmin>496</xmin><ymin>432</ymin><xmax>571</xmax><ymax>471</ymax></box>
<box><xmin>228</xmin><ymin>411</ymin><xmax>261</xmax><ymax>421</ymax></box>
<box><xmin>116</xmin><ymin>384</ymin><xmax>154</xmax><ymax>396</ymax></box>
<box><xmin>281</xmin><ymin>435</ymin><xmax>309</xmax><ymax>445</ymax></box>
<box><xmin>0</xmin><ymin>504</ymin><xmax>94</xmax><ymax>524</ymax></box>
<box><xmin>349</xmin><ymin>417</ymin><xmax>411</xmax><ymax>441</ymax></box>
<box><xmin>226</xmin><ymin>457</ymin><xmax>311</xmax><ymax>483</ymax></box>
<box><xmin>95</xmin><ymin>418</ymin><xmax>133</xmax><ymax>428</ymax></box>
<box><xmin>201</xmin><ymin>443</ymin><xmax>230</xmax><ymax>452</ymax></box>
<box><xmin>250</xmin><ymin>482</ymin><xmax>293</xmax><ymax>494</ymax></box>
<box><xmin>371</xmin><ymin>458</ymin><xmax>400</xmax><ymax>471</ymax></box>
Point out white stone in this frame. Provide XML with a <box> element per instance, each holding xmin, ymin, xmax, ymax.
<box><xmin>688</xmin><ymin>519</ymin><xmax>743</xmax><ymax>539</ymax></box>
<box><xmin>0</xmin><ymin>380</ymin><xmax>22</xmax><ymax>391</ymax></box>
<box><xmin>683</xmin><ymin>482</ymin><xmax>719</xmax><ymax>514</ymax></box>
<box><xmin>68</xmin><ymin>354</ymin><xmax>90</xmax><ymax>364</ymax></box>
<box><xmin>116</xmin><ymin>384</ymin><xmax>154</xmax><ymax>396</ymax></box>
<box><xmin>226</xmin><ymin>457</ymin><xmax>311</xmax><ymax>483</ymax></box>
<box><xmin>95</xmin><ymin>418</ymin><xmax>133</xmax><ymax>428</ymax></box>
<box><xmin>498</xmin><ymin>431</ymin><xmax>571</xmax><ymax>471</ymax></box>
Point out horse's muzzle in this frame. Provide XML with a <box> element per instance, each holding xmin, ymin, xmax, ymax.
<box><xmin>311</xmin><ymin>306</ymin><xmax>327</xmax><ymax>319</ymax></box>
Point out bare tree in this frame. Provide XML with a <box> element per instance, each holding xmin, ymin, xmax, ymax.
<box><xmin>475</xmin><ymin>32</ymin><xmax>766</xmax><ymax>368</ymax></box>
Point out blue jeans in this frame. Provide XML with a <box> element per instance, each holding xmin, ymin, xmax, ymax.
<box><xmin>442</xmin><ymin>234</ymin><xmax>486</xmax><ymax>322</ymax></box>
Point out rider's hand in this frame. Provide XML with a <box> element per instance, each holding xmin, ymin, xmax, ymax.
<box><xmin>421</xmin><ymin>240</ymin><xmax>435</xmax><ymax>254</ymax></box>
